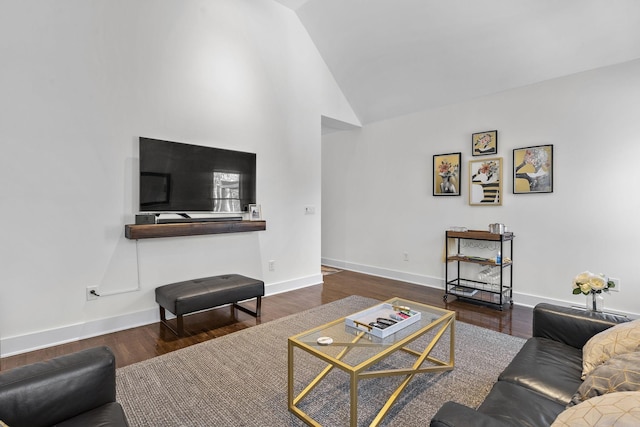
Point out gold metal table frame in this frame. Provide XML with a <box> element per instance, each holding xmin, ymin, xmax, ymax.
<box><xmin>287</xmin><ymin>298</ymin><xmax>455</xmax><ymax>426</ymax></box>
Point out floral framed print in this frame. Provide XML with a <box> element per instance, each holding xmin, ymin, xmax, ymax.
<box><xmin>433</xmin><ymin>152</ymin><xmax>461</xmax><ymax>196</ymax></box>
<box><xmin>469</xmin><ymin>157</ymin><xmax>502</xmax><ymax>205</ymax></box>
<box><xmin>513</xmin><ymin>145</ymin><xmax>553</xmax><ymax>194</ymax></box>
<box><xmin>472</xmin><ymin>130</ymin><xmax>498</xmax><ymax>156</ymax></box>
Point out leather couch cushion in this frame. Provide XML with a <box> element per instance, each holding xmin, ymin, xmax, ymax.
<box><xmin>582</xmin><ymin>319</ymin><xmax>640</xmax><ymax>379</ymax></box>
<box><xmin>55</xmin><ymin>402</ymin><xmax>129</xmax><ymax>427</ymax></box>
<box><xmin>478</xmin><ymin>381</ymin><xmax>566</xmax><ymax>427</ymax></box>
<box><xmin>551</xmin><ymin>391</ymin><xmax>640</xmax><ymax>426</ymax></box>
<box><xmin>498</xmin><ymin>337</ymin><xmax>582</xmax><ymax>405</ymax></box>
<box><xmin>570</xmin><ymin>351</ymin><xmax>640</xmax><ymax>406</ymax></box>
<box><xmin>0</xmin><ymin>346</ymin><xmax>117</xmax><ymax>427</ymax></box>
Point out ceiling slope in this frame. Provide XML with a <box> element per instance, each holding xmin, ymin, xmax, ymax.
<box><xmin>274</xmin><ymin>0</ymin><xmax>640</xmax><ymax>124</ymax></box>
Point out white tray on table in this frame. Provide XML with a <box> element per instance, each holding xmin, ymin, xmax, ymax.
<box><xmin>345</xmin><ymin>302</ymin><xmax>421</xmax><ymax>338</ymax></box>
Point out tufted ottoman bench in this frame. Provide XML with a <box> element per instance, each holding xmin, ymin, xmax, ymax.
<box><xmin>155</xmin><ymin>274</ymin><xmax>264</xmax><ymax>336</ymax></box>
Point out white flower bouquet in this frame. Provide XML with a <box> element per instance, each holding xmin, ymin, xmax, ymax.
<box><xmin>572</xmin><ymin>271</ymin><xmax>615</xmax><ymax>295</ymax></box>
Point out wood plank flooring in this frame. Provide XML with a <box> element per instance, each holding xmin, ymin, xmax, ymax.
<box><xmin>0</xmin><ymin>269</ymin><xmax>532</xmax><ymax>371</ymax></box>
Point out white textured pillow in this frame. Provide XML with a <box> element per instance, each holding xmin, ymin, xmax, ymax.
<box><xmin>551</xmin><ymin>391</ymin><xmax>640</xmax><ymax>426</ymax></box>
<box><xmin>582</xmin><ymin>319</ymin><xmax>640</xmax><ymax>379</ymax></box>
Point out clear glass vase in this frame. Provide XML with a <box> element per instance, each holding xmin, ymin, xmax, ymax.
<box><xmin>587</xmin><ymin>291</ymin><xmax>604</xmax><ymax>312</ymax></box>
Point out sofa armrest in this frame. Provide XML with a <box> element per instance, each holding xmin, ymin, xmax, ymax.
<box><xmin>0</xmin><ymin>346</ymin><xmax>118</xmax><ymax>427</ymax></box>
<box><xmin>430</xmin><ymin>402</ymin><xmax>512</xmax><ymax>427</ymax></box>
<box><xmin>533</xmin><ymin>303</ymin><xmax>629</xmax><ymax>349</ymax></box>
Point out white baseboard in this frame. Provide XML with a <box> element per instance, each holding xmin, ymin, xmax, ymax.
<box><xmin>1</xmin><ymin>308</ymin><xmax>160</xmax><ymax>358</ymax></box>
<box><xmin>321</xmin><ymin>258</ymin><xmax>638</xmax><ymax>318</ymax></box>
<box><xmin>321</xmin><ymin>257</ymin><xmax>554</xmax><ymax>308</ymax></box>
<box><xmin>4</xmin><ymin>266</ymin><xmax>634</xmax><ymax>358</ymax></box>
<box><xmin>0</xmin><ymin>274</ymin><xmax>323</xmax><ymax>358</ymax></box>
<box><xmin>322</xmin><ymin>258</ymin><xmax>443</xmax><ymax>288</ymax></box>
<box><xmin>264</xmin><ymin>273</ymin><xmax>323</xmax><ymax>296</ymax></box>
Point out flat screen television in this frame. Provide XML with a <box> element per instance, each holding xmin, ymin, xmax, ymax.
<box><xmin>139</xmin><ymin>137</ymin><xmax>256</xmax><ymax>213</ymax></box>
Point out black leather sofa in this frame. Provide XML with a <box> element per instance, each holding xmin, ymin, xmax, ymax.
<box><xmin>0</xmin><ymin>346</ymin><xmax>129</xmax><ymax>427</ymax></box>
<box><xmin>430</xmin><ymin>303</ymin><xmax>630</xmax><ymax>427</ymax></box>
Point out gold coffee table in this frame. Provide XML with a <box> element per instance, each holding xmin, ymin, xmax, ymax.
<box><xmin>287</xmin><ymin>297</ymin><xmax>455</xmax><ymax>426</ymax></box>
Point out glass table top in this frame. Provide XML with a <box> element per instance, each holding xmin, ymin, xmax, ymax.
<box><xmin>289</xmin><ymin>298</ymin><xmax>454</xmax><ymax>368</ymax></box>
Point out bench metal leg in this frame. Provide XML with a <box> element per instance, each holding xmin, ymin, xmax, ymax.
<box><xmin>159</xmin><ymin>295</ymin><xmax>262</xmax><ymax>337</ymax></box>
<box><xmin>177</xmin><ymin>315</ymin><xmax>184</xmax><ymax>335</ymax></box>
<box><xmin>233</xmin><ymin>296</ymin><xmax>262</xmax><ymax>318</ymax></box>
<box><xmin>159</xmin><ymin>306</ymin><xmax>185</xmax><ymax>337</ymax></box>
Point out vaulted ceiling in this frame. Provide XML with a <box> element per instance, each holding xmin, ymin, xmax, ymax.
<box><xmin>274</xmin><ymin>0</ymin><xmax>640</xmax><ymax>125</ymax></box>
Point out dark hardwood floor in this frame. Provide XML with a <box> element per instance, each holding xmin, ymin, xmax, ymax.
<box><xmin>0</xmin><ymin>269</ymin><xmax>532</xmax><ymax>371</ymax></box>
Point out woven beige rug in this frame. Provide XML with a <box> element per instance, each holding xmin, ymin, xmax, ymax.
<box><xmin>117</xmin><ymin>295</ymin><xmax>525</xmax><ymax>426</ymax></box>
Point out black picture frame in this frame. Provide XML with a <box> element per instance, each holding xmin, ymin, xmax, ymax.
<box><xmin>433</xmin><ymin>152</ymin><xmax>461</xmax><ymax>196</ymax></box>
<box><xmin>513</xmin><ymin>144</ymin><xmax>553</xmax><ymax>194</ymax></box>
<box><xmin>472</xmin><ymin>130</ymin><xmax>498</xmax><ymax>156</ymax></box>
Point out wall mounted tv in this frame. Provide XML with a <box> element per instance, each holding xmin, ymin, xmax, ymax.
<box><xmin>139</xmin><ymin>137</ymin><xmax>256</xmax><ymax>213</ymax></box>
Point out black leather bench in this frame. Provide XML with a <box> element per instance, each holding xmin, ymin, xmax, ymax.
<box><xmin>155</xmin><ymin>274</ymin><xmax>264</xmax><ymax>336</ymax></box>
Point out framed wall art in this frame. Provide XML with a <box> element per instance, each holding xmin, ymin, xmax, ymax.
<box><xmin>469</xmin><ymin>157</ymin><xmax>502</xmax><ymax>206</ymax></box>
<box><xmin>513</xmin><ymin>145</ymin><xmax>553</xmax><ymax>194</ymax></box>
<box><xmin>472</xmin><ymin>130</ymin><xmax>498</xmax><ymax>156</ymax></box>
<box><xmin>248</xmin><ymin>204</ymin><xmax>262</xmax><ymax>220</ymax></box>
<box><xmin>433</xmin><ymin>152</ymin><xmax>461</xmax><ymax>196</ymax></box>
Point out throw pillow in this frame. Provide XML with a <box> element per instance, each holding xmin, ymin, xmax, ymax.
<box><xmin>0</xmin><ymin>421</ymin><xmax>8</xmax><ymax>427</ymax></box>
<box><xmin>551</xmin><ymin>391</ymin><xmax>640</xmax><ymax>426</ymax></box>
<box><xmin>570</xmin><ymin>352</ymin><xmax>640</xmax><ymax>406</ymax></box>
<box><xmin>582</xmin><ymin>319</ymin><xmax>640</xmax><ymax>379</ymax></box>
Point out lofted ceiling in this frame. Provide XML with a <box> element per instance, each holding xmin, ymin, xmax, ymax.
<box><xmin>273</xmin><ymin>0</ymin><xmax>640</xmax><ymax>125</ymax></box>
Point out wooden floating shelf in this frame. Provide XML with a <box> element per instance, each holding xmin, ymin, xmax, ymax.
<box><xmin>125</xmin><ymin>220</ymin><xmax>266</xmax><ymax>240</ymax></box>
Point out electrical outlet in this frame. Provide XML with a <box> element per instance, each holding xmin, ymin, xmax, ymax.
<box><xmin>609</xmin><ymin>277</ymin><xmax>620</xmax><ymax>292</ymax></box>
<box><xmin>403</xmin><ymin>252</ymin><xmax>409</xmax><ymax>261</ymax></box>
<box><xmin>268</xmin><ymin>260</ymin><xmax>275</xmax><ymax>271</ymax></box>
<box><xmin>86</xmin><ymin>286</ymin><xmax>99</xmax><ymax>301</ymax></box>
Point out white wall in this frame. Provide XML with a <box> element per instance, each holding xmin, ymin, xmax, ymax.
<box><xmin>323</xmin><ymin>59</ymin><xmax>640</xmax><ymax>316</ymax></box>
<box><xmin>0</xmin><ymin>0</ymin><xmax>358</xmax><ymax>356</ymax></box>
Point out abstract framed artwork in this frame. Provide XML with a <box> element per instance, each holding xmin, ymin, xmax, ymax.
<box><xmin>469</xmin><ymin>157</ymin><xmax>503</xmax><ymax>205</ymax></box>
<box><xmin>513</xmin><ymin>145</ymin><xmax>553</xmax><ymax>194</ymax></box>
<box><xmin>472</xmin><ymin>130</ymin><xmax>498</xmax><ymax>156</ymax></box>
<box><xmin>433</xmin><ymin>152</ymin><xmax>461</xmax><ymax>196</ymax></box>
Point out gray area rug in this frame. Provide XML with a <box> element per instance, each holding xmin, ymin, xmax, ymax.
<box><xmin>117</xmin><ymin>295</ymin><xmax>525</xmax><ymax>426</ymax></box>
